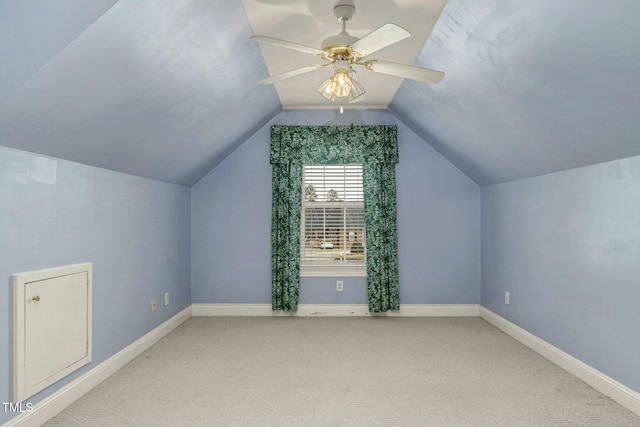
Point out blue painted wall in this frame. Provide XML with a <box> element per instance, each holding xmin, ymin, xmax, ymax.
<box><xmin>0</xmin><ymin>147</ymin><xmax>191</xmax><ymax>425</ymax></box>
<box><xmin>191</xmin><ymin>109</ymin><xmax>481</xmax><ymax>305</ymax></box>
<box><xmin>481</xmin><ymin>155</ymin><xmax>640</xmax><ymax>392</ymax></box>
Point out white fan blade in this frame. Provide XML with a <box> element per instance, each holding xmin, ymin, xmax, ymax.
<box><xmin>350</xmin><ymin>23</ymin><xmax>410</xmax><ymax>57</ymax></box>
<box><xmin>250</xmin><ymin>35</ymin><xmax>325</xmax><ymax>56</ymax></box>
<box><xmin>364</xmin><ymin>60</ymin><xmax>444</xmax><ymax>83</ymax></box>
<box><xmin>258</xmin><ymin>65</ymin><xmax>324</xmax><ymax>85</ymax></box>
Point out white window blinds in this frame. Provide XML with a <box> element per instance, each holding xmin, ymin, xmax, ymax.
<box><xmin>301</xmin><ymin>164</ymin><xmax>366</xmax><ymax>277</ymax></box>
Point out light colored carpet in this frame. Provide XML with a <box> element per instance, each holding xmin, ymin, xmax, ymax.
<box><xmin>44</xmin><ymin>317</ymin><xmax>640</xmax><ymax>427</ymax></box>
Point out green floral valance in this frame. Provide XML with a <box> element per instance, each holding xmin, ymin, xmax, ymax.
<box><xmin>271</xmin><ymin>125</ymin><xmax>398</xmax><ymax>166</ymax></box>
<box><xmin>270</xmin><ymin>125</ymin><xmax>399</xmax><ymax>313</ymax></box>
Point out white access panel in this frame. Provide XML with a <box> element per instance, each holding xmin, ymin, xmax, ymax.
<box><xmin>12</xmin><ymin>263</ymin><xmax>92</xmax><ymax>402</ymax></box>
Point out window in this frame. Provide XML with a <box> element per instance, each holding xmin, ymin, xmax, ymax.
<box><xmin>300</xmin><ymin>164</ymin><xmax>366</xmax><ymax>277</ymax></box>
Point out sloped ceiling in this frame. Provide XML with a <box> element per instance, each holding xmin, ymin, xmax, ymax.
<box><xmin>1</xmin><ymin>0</ymin><xmax>639</xmax><ymax>186</ymax></box>
<box><xmin>0</xmin><ymin>0</ymin><xmax>280</xmax><ymax>186</ymax></box>
<box><xmin>391</xmin><ymin>1</ymin><xmax>640</xmax><ymax>185</ymax></box>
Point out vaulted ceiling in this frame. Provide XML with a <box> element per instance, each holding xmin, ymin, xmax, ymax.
<box><xmin>1</xmin><ymin>0</ymin><xmax>639</xmax><ymax>187</ymax></box>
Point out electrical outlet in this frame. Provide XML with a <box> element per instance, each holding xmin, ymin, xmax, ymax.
<box><xmin>505</xmin><ymin>291</ymin><xmax>510</xmax><ymax>305</ymax></box>
<box><xmin>336</xmin><ymin>280</ymin><xmax>343</xmax><ymax>292</ymax></box>
<box><xmin>151</xmin><ymin>298</ymin><xmax>157</xmax><ymax>312</ymax></box>
<box><xmin>164</xmin><ymin>292</ymin><xmax>169</xmax><ymax>306</ymax></box>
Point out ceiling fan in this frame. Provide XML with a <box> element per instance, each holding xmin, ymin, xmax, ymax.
<box><xmin>250</xmin><ymin>1</ymin><xmax>444</xmax><ymax>103</ymax></box>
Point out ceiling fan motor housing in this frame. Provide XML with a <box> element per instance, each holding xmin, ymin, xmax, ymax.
<box><xmin>321</xmin><ymin>32</ymin><xmax>359</xmax><ymax>52</ymax></box>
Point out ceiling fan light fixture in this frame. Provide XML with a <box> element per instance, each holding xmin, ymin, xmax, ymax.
<box><xmin>348</xmin><ymin>76</ymin><xmax>365</xmax><ymax>102</ymax></box>
<box><xmin>317</xmin><ymin>69</ymin><xmax>365</xmax><ymax>102</ymax></box>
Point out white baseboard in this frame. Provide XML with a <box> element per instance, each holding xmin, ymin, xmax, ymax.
<box><xmin>3</xmin><ymin>306</ymin><xmax>192</xmax><ymax>427</ymax></box>
<box><xmin>191</xmin><ymin>303</ymin><xmax>480</xmax><ymax>317</ymax></box>
<box><xmin>480</xmin><ymin>307</ymin><xmax>640</xmax><ymax>417</ymax></box>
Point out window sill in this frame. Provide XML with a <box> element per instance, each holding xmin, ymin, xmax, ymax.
<box><xmin>300</xmin><ymin>266</ymin><xmax>366</xmax><ymax>278</ymax></box>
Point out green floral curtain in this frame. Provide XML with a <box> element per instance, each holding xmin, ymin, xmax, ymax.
<box><xmin>271</xmin><ymin>125</ymin><xmax>399</xmax><ymax>313</ymax></box>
